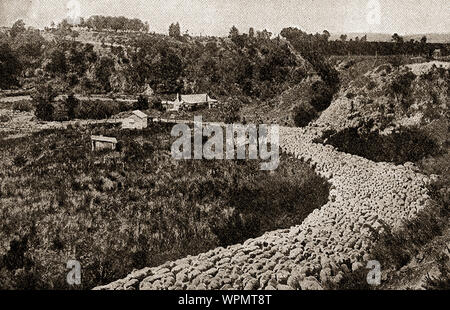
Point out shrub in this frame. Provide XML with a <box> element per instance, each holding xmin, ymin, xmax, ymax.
<box><xmin>389</xmin><ymin>71</ymin><xmax>416</xmax><ymax>106</ymax></box>
<box><xmin>35</xmin><ymin>102</ymin><xmax>54</xmax><ymax>121</ymax></box>
<box><xmin>322</xmin><ymin>126</ymin><xmax>440</xmax><ymax>164</ymax></box>
<box><xmin>150</xmin><ymin>96</ymin><xmax>163</xmax><ymax>111</ymax></box>
<box><xmin>12</xmin><ymin>100</ymin><xmax>33</xmax><ymax>112</ymax></box>
<box><xmin>0</xmin><ymin>115</ymin><xmax>11</xmax><ymax>123</ymax></box>
<box><xmin>367</xmin><ymin>80</ymin><xmax>377</xmax><ymax>91</ymax></box>
<box><xmin>310</xmin><ymin>81</ymin><xmax>335</xmax><ymax>112</ymax></box>
<box><xmin>388</xmin><ymin>56</ymin><xmax>403</xmax><ymax>70</ymax></box>
<box><xmin>64</xmin><ymin>94</ymin><xmax>79</xmax><ymax>120</ymax></box>
<box><xmin>32</xmin><ymin>83</ymin><xmax>58</xmax><ymax>121</ymax></box>
<box><xmin>423</xmin><ymin>254</ymin><xmax>450</xmax><ymax>290</ymax></box>
<box><xmin>13</xmin><ymin>155</ymin><xmax>27</xmax><ymax>167</ymax></box>
<box><xmin>74</xmin><ymin>100</ymin><xmax>119</xmax><ymax>120</ymax></box>
<box><xmin>292</xmin><ymin>104</ymin><xmax>318</xmax><ymax>127</ymax></box>
<box><xmin>134</xmin><ymin>95</ymin><xmax>149</xmax><ymax>110</ymax></box>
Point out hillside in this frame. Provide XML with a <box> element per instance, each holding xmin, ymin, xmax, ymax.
<box><xmin>2</xmin><ymin>26</ymin><xmax>314</xmax><ymax>101</ymax></box>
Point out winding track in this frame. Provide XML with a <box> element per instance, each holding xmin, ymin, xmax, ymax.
<box><xmin>94</xmin><ymin>124</ymin><xmax>432</xmax><ymax>290</ymax></box>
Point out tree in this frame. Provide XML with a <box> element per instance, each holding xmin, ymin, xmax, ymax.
<box><xmin>64</xmin><ymin>93</ymin><xmax>79</xmax><ymax>119</ymax></box>
<box><xmin>134</xmin><ymin>95</ymin><xmax>149</xmax><ymax>110</ymax></box>
<box><xmin>322</xmin><ymin>30</ymin><xmax>331</xmax><ymax>41</ymax></box>
<box><xmin>94</xmin><ymin>56</ymin><xmax>115</xmax><ymax>92</ymax></box>
<box><xmin>10</xmin><ymin>20</ymin><xmax>26</xmax><ymax>38</ymax></box>
<box><xmin>157</xmin><ymin>50</ymin><xmax>183</xmax><ymax>93</ymax></box>
<box><xmin>388</xmin><ymin>55</ymin><xmax>403</xmax><ymax>70</ymax></box>
<box><xmin>46</xmin><ymin>49</ymin><xmax>68</xmax><ymax>75</ymax></box>
<box><xmin>229</xmin><ymin>26</ymin><xmax>239</xmax><ymax>39</ymax></box>
<box><xmin>0</xmin><ymin>43</ymin><xmax>21</xmax><ymax>89</ymax></box>
<box><xmin>249</xmin><ymin>27</ymin><xmax>255</xmax><ymax>38</ymax></box>
<box><xmin>392</xmin><ymin>33</ymin><xmax>404</xmax><ymax>44</ymax></box>
<box><xmin>310</xmin><ymin>81</ymin><xmax>335</xmax><ymax>112</ymax></box>
<box><xmin>257</xmin><ymin>29</ymin><xmax>272</xmax><ymax>40</ymax></box>
<box><xmin>143</xmin><ymin>22</ymin><xmax>150</xmax><ymax>33</ymax></box>
<box><xmin>34</xmin><ymin>100</ymin><xmax>55</xmax><ymax>121</ymax></box>
<box><xmin>32</xmin><ymin>84</ymin><xmax>58</xmax><ymax>117</ymax></box>
<box><xmin>169</xmin><ymin>22</ymin><xmax>181</xmax><ymax>38</ymax></box>
<box><xmin>70</xmin><ymin>30</ymin><xmax>79</xmax><ymax>41</ymax></box>
<box><xmin>150</xmin><ymin>97</ymin><xmax>163</xmax><ymax>111</ymax></box>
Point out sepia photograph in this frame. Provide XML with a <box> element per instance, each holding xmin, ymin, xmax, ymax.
<box><xmin>0</xmin><ymin>0</ymin><xmax>449</xmax><ymax>302</ymax></box>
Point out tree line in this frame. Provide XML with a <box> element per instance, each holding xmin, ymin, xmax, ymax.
<box><xmin>280</xmin><ymin>27</ymin><xmax>449</xmax><ymax>57</ymax></box>
<box><xmin>53</xmin><ymin>15</ymin><xmax>149</xmax><ymax>33</ymax></box>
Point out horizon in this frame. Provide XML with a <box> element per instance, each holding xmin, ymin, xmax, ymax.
<box><xmin>0</xmin><ymin>0</ymin><xmax>449</xmax><ymax>36</ymax></box>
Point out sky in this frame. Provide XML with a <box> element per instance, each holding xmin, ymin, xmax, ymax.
<box><xmin>0</xmin><ymin>0</ymin><xmax>449</xmax><ymax>36</ymax></box>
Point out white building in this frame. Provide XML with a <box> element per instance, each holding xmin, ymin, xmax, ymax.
<box><xmin>91</xmin><ymin>136</ymin><xmax>117</xmax><ymax>151</ymax></box>
<box><xmin>122</xmin><ymin>110</ymin><xmax>148</xmax><ymax>129</ymax></box>
<box><xmin>163</xmin><ymin>94</ymin><xmax>218</xmax><ymax>111</ymax></box>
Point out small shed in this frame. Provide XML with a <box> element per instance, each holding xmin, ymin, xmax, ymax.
<box><xmin>122</xmin><ymin>110</ymin><xmax>148</xmax><ymax>129</ymax></box>
<box><xmin>91</xmin><ymin>135</ymin><xmax>117</xmax><ymax>151</ymax></box>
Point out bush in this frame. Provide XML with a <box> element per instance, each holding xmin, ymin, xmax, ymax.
<box><xmin>74</xmin><ymin>100</ymin><xmax>120</xmax><ymax>120</ymax></box>
<box><xmin>134</xmin><ymin>95</ymin><xmax>149</xmax><ymax>110</ymax></box>
<box><xmin>423</xmin><ymin>254</ymin><xmax>450</xmax><ymax>290</ymax></box>
<box><xmin>13</xmin><ymin>155</ymin><xmax>27</xmax><ymax>167</ymax></box>
<box><xmin>310</xmin><ymin>81</ymin><xmax>335</xmax><ymax>112</ymax></box>
<box><xmin>32</xmin><ymin>83</ymin><xmax>58</xmax><ymax>121</ymax></box>
<box><xmin>389</xmin><ymin>71</ymin><xmax>416</xmax><ymax>107</ymax></box>
<box><xmin>322</xmin><ymin>126</ymin><xmax>440</xmax><ymax>164</ymax></box>
<box><xmin>35</xmin><ymin>102</ymin><xmax>54</xmax><ymax>121</ymax></box>
<box><xmin>150</xmin><ymin>96</ymin><xmax>163</xmax><ymax>111</ymax></box>
<box><xmin>292</xmin><ymin>104</ymin><xmax>318</xmax><ymax>127</ymax></box>
<box><xmin>388</xmin><ymin>55</ymin><xmax>403</xmax><ymax>70</ymax></box>
<box><xmin>13</xmin><ymin>100</ymin><xmax>33</xmax><ymax>112</ymax></box>
<box><xmin>367</xmin><ymin>80</ymin><xmax>377</xmax><ymax>91</ymax></box>
<box><xmin>0</xmin><ymin>115</ymin><xmax>11</xmax><ymax>123</ymax></box>
<box><xmin>64</xmin><ymin>94</ymin><xmax>79</xmax><ymax>120</ymax></box>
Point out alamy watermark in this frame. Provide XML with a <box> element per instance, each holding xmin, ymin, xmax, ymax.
<box><xmin>366</xmin><ymin>0</ymin><xmax>381</xmax><ymax>25</ymax></box>
<box><xmin>171</xmin><ymin>116</ymin><xmax>280</xmax><ymax>171</ymax></box>
<box><xmin>366</xmin><ymin>260</ymin><xmax>381</xmax><ymax>286</ymax></box>
<box><xmin>66</xmin><ymin>260</ymin><xmax>81</xmax><ymax>286</ymax></box>
<box><xmin>66</xmin><ymin>0</ymin><xmax>82</xmax><ymax>25</ymax></box>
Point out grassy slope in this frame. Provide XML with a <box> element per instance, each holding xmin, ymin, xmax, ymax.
<box><xmin>0</xmin><ymin>122</ymin><xmax>329</xmax><ymax>289</ymax></box>
<box><xmin>322</xmin><ymin>59</ymin><xmax>450</xmax><ymax>290</ymax></box>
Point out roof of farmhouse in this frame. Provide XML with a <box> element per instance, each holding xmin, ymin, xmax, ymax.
<box><xmin>91</xmin><ymin>135</ymin><xmax>118</xmax><ymax>144</ymax></box>
<box><xmin>132</xmin><ymin>110</ymin><xmax>148</xmax><ymax>119</ymax></box>
<box><xmin>181</xmin><ymin>94</ymin><xmax>218</xmax><ymax>104</ymax></box>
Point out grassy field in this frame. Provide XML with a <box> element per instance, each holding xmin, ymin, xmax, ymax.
<box><xmin>0</xmin><ymin>123</ymin><xmax>330</xmax><ymax>289</ymax></box>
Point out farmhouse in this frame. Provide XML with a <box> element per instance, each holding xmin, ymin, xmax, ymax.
<box><xmin>122</xmin><ymin>110</ymin><xmax>148</xmax><ymax>129</ymax></box>
<box><xmin>163</xmin><ymin>94</ymin><xmax>218</xmax><ymax>111</ymax></box>
<box><xmin>91</xmin><ymin>135</ymin><xmax>117</xmax><ymax>151</ymax></box>
<box><xmin>163</xmin><ymin>95</ymin><xmax>183</xmax><ymax>112</ymax></box>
